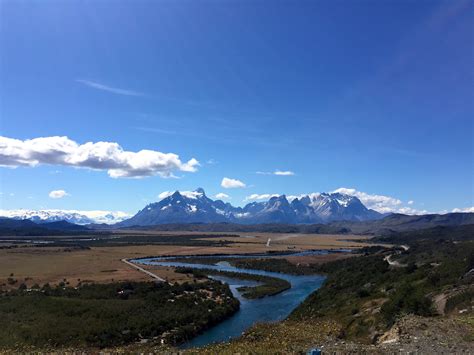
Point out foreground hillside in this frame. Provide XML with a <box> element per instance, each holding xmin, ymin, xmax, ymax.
<box><xmin>197</xmin><ymin>230</ymin><xmax>474</xmax><ymax>353</ymax></box>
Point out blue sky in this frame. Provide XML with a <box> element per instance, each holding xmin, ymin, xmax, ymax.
<box><xmin>0</xmin><ymin>0</ymin><xmax>473</xmax><ymax>216</ymax></box>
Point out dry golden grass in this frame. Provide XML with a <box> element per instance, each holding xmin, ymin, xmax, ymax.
<box><xmin>0</xmin><ymin>232</ymin><xmax>376</xmax><ymax>288</ymax></box>
<box><xmin>202</xmin><ymin>232</ymin><xmax>372</xmax><ymax>249</ymax></box>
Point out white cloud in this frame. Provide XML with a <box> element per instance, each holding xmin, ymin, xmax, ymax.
<box><xmin>274</xmin><ymin>170</ymin><xmax>295</xmax><ymax>176</ymax></box>
<box><xmin>158</xmin><ymin>190</ymin><xmax>204</xmax><ymax>200</ymax></box>
<box><xmin>245</xmin><ymin>193</ymin><xmax>280</xmax><ymax>201</ymax></box>
<box><xmin>0</xmin><ymin>136</ymin><xmax>199</xmax><ymax>178</ymax></box>
<box><xmin>397</xmin><ymin>207</ymin><xmax>428</xmax><ymax>215</ymax></box>
<box><xmin>333</xmin><ymin>187</ymin><xmax>426</xmax><ymax>214</ymax></box>
<box><xmin>221</xmin><ymin>177</ymin><xmax>246</xmax><ymax>189</ymax></box>
<box><xmin>158</xmin><ymin>191</ymin><xmax>173</xmax><ymax>199</ymax></box>
<box><xmin>215</xmin><ymin>193</ymin><xmax>230</xmax><ymax>199</ymax></box>
<box><xmin>286</xmin><ymin>193</ymin><xmax>318</xmax><ymax>202</ymax></box>
<box><xmin>452</xmin><ymin>207</ymin><xmax>474</xmax><ymax>213</ymax></box>
<box><xmin>257</xmin><ymin>170</ymin><xmax>295</xmax><ymax>176</ymax></box>
<box><xmin>49</xmin><ymin>190</ymin><xmax>69</xmax><ymax>199</ymax></box>
<box><xmin>407</xmin><ymin>200</ymin><xmax>414</xmax><ymax>205</ymax></box>
<box><xmin>76</xmin><ymin>79</ymin><xmax>144</xmax><ymax>96</ymax></box>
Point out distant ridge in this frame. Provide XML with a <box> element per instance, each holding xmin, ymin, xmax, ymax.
<box><xmin>0</xmin><ymin>213</ymin><xmax>472</xmax><ymax>237</ymax></box>
<box><xmin>117</xmin><ymin>212</ymin><xmax>474</xmax><ymax>235</ymax></box>
<box><xmin>0</xmin><ymin>217</ymin><xmax>89</xmax><ymax>236</ymax></box>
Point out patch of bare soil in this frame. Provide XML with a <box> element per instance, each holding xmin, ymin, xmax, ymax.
<box><xmin>325</xmin><ymin>315</ymin><xmax>474</xmax><ymax>353</ymax></box>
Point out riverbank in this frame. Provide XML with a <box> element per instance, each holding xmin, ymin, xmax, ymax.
<box><xmin>133</xmin><ymin>255</ymin><xmax>326</xmax><ymax>348</ymax></box>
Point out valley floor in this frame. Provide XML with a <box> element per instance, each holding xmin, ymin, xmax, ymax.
<box><xmin>0</xmin><ymin>231</ymin><xmax>369</xmax><ymax>288</ymax></box>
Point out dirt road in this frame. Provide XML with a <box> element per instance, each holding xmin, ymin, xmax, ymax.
<box><xmin>121</xmin><ymin>259</ymin><xmax>167</xmax><ymax>282</ymax></box>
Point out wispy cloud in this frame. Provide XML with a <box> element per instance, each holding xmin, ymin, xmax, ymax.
<box><xmin>134</xmin><ymin>127</ymin><xmax>178</xmax><ymax>135</ymax></box>
<box><xmin>256</xmin><ymin>170</ymin><xmax>295</xmax><ymax>176</ymax></box>
<box><xmin>76</xmin><ymin>79</ymin><xmax>144</xmax><ymax>97</ymax></box>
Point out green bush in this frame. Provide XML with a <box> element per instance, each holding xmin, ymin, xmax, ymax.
<box><xmin>380</xmin><ymin>283</ymin><xmax>433</xmax><ymax>325</ymax></box>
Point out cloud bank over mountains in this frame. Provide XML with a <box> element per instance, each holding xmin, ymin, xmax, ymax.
<box><xmin>0</xmin><ymin>187</ymin><xmax>471</xmax><ymax>225</ymax></box>
<box><xmin>452</xmin><ymin>207</ymin><xmax>474</xmax><ymax>213</ymax></box>
<box><xmin>245</xmin><ymin>193</ymin><xmax>280</xmax><ymax>201</ymax></box>
<box><xmin>331</xmin><ymin>188</ymin><xmax>427</xmax><ymax>215</ymax></box>
<box><xmin>0</xmin><ymin>136</ymin><xmax>199</xmax><ymax>178</ymax></box>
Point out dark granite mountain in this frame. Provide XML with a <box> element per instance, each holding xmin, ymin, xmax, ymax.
<box><xmin>0</xmin><ymin>218</ymin><xmax>89</xmax><ymax>236</ymax></box>
<box><xmin>119</xmin><ymin>189</ymin><xmax>240</xmax><ymax>226</ymax></box>
<box><xmin>118</xmin><ymin>188</ymin><xmax>383</xmax><ymax>227</ymax></box>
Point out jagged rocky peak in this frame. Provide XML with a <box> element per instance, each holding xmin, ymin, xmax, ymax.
<box><xmin>195</xmin><ymin>187</ymin><xmax>206</xmax><ymax>195</ymax></box>
<box><xmin>171</xmin><ymin>190</ymin><xmax>182</xmax><ymax>198</ymax></box>
<box><xmin>267</xmin><ymin>195</ymin><xmax>290</xmax><ymax>207</ymax></box>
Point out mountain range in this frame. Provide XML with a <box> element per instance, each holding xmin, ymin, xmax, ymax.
<box><xmin>118</xmin><ymin>188</ymin><xmax>383</xmax><ymax>227</ymax></box>
<box><xmin>0</xmin><ymin>209</ymin><xmax>130</xmax><ymax>225</ymax></box>
<box><xmin>4</xmin><ymin>188</ymin><xmax>471</xmax><ymax>230</ymax></box>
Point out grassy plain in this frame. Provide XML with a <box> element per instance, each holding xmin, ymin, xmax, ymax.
<box><xmin>0</xmin><ymin>231</ymin><xmax>371</xmax><ymax>288</ymax></box>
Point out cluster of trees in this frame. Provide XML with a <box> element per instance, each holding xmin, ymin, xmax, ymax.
<box><xmin>175</xmin><ymin>267</ymin><xmax>291</xmax><ymax>299</ymax></box>
<box><xmin>0</xmin><ymin>281</ymin><xmax>239</xmax><ymax>349</ymax></box>
<box><xmin>231</xmin><ymin>257</ymin><xmax>317</xmax><ymax>275</ymax></box>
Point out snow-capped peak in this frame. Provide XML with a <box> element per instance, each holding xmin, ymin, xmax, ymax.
<box><xmin>0</xmin><ymin>209</ymin><xmax>131</xmax><ymax>225</ymax></box>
